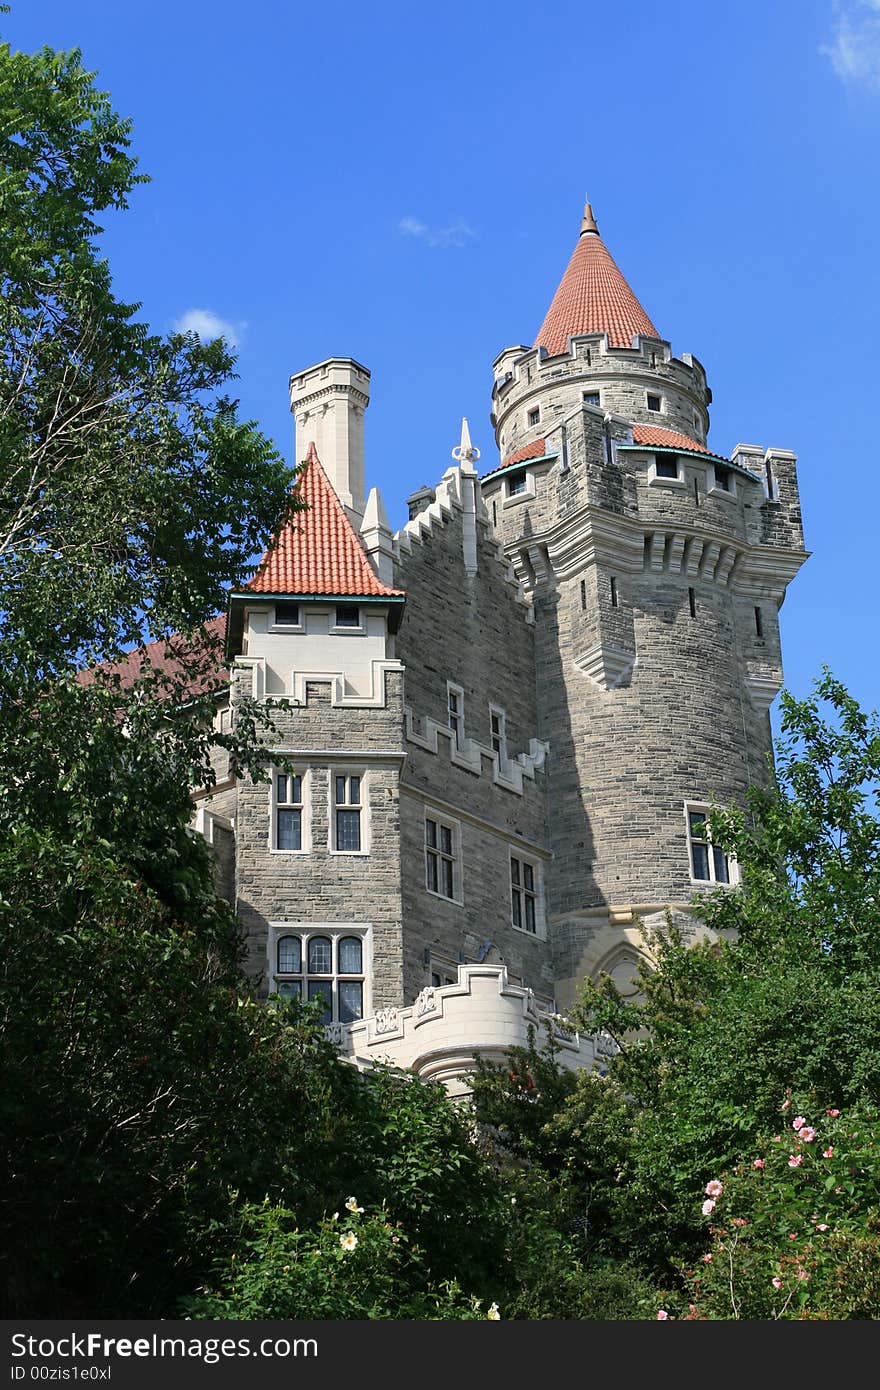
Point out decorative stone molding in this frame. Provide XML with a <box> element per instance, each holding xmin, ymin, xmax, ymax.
<box><xmin>743</xmin><ymin>673</ymin><xmax>783</xmax><ymax>712</ymax></box>
<box><xmin>404</xmin><ymin>705</ymin><xmax>548</xmax><ymax>794</ymax></box>
<box><xmin>324</xmin><ymin>965</ymin><xmax>597</xmax><ymax>1096</ymax></box>
<box><xmin>233</xmin><ymin>655</ymin><xmax>403</xmax><ymax>708</ymax></box>
<box><xmin>394</xmin><ymin>463</ymin><xmax>533</xmax><ymax>620</ymax></box>
<box><xmin>573</xmin><ymin>643</ymin><xmax>637</xmax><ymax>691</ymax></box>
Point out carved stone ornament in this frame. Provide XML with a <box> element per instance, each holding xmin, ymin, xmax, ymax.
<box><xmin>374</xmin><ymin>1006</ymin><xmax>399</xmax><ymax>1035</ymax></box>
<box><xmin>415</xmin><ymin>987</ymin><xmax>437</xmax><ymax>1017</ymax></box>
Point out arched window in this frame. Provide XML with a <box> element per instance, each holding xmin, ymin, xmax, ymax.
<box><xmin>274</xmin><ymin>930</ymin><xmax>366</xmax><ymax>1025</ymax></box>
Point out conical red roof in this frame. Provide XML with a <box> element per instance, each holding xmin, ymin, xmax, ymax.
<box><xmin>244</xmin><ymin>444</ymin><xmax>403</xmax><ymax>597</ymax></box>
<box><xmin>535</xmin><ymin>204</ymin><xmax>659</xmax><ymax>354</ymax></box>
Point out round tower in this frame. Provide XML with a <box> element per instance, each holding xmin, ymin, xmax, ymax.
<box><xmin>481</xmin><ymin>204</ymin><xmax>807</xmax><ymax>1008</ymax></box>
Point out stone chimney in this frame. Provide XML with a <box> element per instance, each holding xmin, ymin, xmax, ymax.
<box><xmin>289</xmin><ymin>357</ymin><xmax>370</xmax><ymax>524</ymax></box>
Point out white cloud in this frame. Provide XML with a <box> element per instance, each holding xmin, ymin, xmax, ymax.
<box><xmin>174</xmin><ymin>308</ymin><xmax>241</xmax><ymax>347</ymax></box>
<box><xmin>821</xmin><ymin>0</ymin><xmax>880</xmax><ymax>90</ymax></box>
<box><xmin>397</xmin><ymin>215</ymin><xmax>476</xmax><ymax>249</ymax></box>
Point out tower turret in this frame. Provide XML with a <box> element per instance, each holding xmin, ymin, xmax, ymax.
<box><xmin>481</xmin><ymin>202</ymin><xmax>808</xmax><ymax>1008</ymax></box>
<box><xmin>492</xmin><ymin>203</ymin><xmax>711</xmax><ymax>468</ymax></box>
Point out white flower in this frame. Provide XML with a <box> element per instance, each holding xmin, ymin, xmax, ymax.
<box><xmin>345</xmin><ymin>1196</ymin><xmax>364</xmax><ymax>1214</ymax></box>
<box><xmin>486</xmin><ymin>1302</ymin><xmax>501</xmax><ymax>1320</ymax></box>
<box><xmin>340</xmin><ymin>1232</ymin><xmax>358</xmax><ymax>1252</ymax></box>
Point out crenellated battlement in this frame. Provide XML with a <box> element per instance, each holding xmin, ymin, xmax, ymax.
<box><xmin>491</xmin><ymin>332</ymin><xmax>711</xmax><ymax>466</ymax></box>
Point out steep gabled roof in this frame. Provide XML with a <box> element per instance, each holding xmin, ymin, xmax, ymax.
<box><xmin>241</xmin><ymin>443</ymin><xmax>404</xmax><ymax>599</ymax></box>
<box><xmin>78</xmin><ymin>613</ymin><xmax>229</xmax><ymax>698</ymax></box>
<box><xmin>534</xmin><ymin>203</ymin><xmax>659</xmax><ymax>355</ymax></box>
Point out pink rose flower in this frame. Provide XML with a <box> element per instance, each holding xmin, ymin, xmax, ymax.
<box><xmin>823</xmin><ymin>1147</ymin><xmax>834</xmax><ymax>1158</ymax></box>
<box><xmin>702</xmin><ymin>1199</ymin><xmax>716</xmax><ymax>1216</ymax></box>
<box><xmin>772</xmin><ymin>1277</ymin><xmax>783</xmax><ymax>1289</ymax></box>
<box><xmin>826</xmin><ymin>1108</ymin><xmax>840</xmax><ymax>1118</ymax></box>
<box><xmin>796</xmin><ymin>1268</ymin><xmax>809</xmax><ymax>1280</ymax></box>
<box><xmin>656</xmin><ymin>1310</ymin><xmax>669</xmax><ymax>1320</ymax></box>
<box><xmin>752</xmin><ymin>1158</ymin><xmax>765</xmax><ymax>1168</ymax></box>
<box><xmin>771</xmin><ymin>1135</ymin><xmax>782</xmax><ymax>1143</ymax></box>
<box><xmin>817</xmin><ymin>1223</ymin><xmax>829</xmax><ymax>1231</ymax></box>
<box><xmin>792</xmin><ymin>1116</ymin><xmax>806</xmax><ymax>1131</ymax></box>
<box><xmin>788</xmin><ymin>1153</ymin><xmax>804</xmax><ymax>1167</ymax></box>
<box><xmin>705</xmin><ymin>1180</ymin><xmax>723</xmax><ymax>1198</ymax></box>
<box><xmin>701</xmin><ymin>1253</ymin><xmax>712</xmax><ymax>1263</ymax></box>
<box><xmin>781</xmin><ymin>1099</ymin><xmax>791</xmax><ymax>1111</ymax></box>
<box><xmin>799</xmin><ymin>1127</ymin><xmax>816</xmax><ymax>1142</ymax></box>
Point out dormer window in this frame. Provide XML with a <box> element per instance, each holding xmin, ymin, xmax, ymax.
<box><xmin>507</xmin><ymin>472</ymin><xmax>527</xmax><ymax>498</ymax></box>
<box><xmin>646</xmin><ymin>393</ymin><xmax>662</xmax><ymax>413</ymax></box>
<box><xmin>274</xmin><ymin>601</ymin><xmax>300</xmax><ymax>626</ymax></box>
<box><xmin>335</xmin><ymin>604</ymin><xmax>360</xmax><ymax>628</ymax></box>
<box><xmin>527</xmin><ymin>407</ymin><xmax>540</xmax><ymax>426</ymax></box>
<box><xmin>713</xmin><ymin>465</ymin><xmax>731</xmax><ymax>492</ymax></box>
<box><xmin>655</xmin><ymin>458</ymin><xmax>678</xmax><ymax>479</ymax></box>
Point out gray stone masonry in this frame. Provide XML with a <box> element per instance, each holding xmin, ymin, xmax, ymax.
<box><xmin>493</xmin><ymin>335</ymin><xmax>711</xmax><ymax>466</ymax></box>
<box><xmin>394</xmin><ymin>483</ymin><xmax>552</xmax><ymax>1002</ymax></box>
<box><xmin>231</xmin><ymin>665</ymin><xmax>406</xmax><ymax>1008</ymax></box>
<box><xmin>482</xmin><ymin>346</ymin><xmax>806</xmax><ymax>999</ymax></box>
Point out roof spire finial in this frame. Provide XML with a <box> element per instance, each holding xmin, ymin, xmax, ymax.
<box><xmin>581</xmin><ymin>198</ymin><xmax>599</xmax><ymax>237</ymax></box>
<box><xmin>452</xmin><ymin>416</ymin><xmax>480</xmax><ymax>467</ymax></box>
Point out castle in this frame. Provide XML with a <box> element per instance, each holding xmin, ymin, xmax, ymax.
<box><xmin>195</xmin><ymin>203</ymin><xmax>807</xmax><ymax>1090</ymax></box>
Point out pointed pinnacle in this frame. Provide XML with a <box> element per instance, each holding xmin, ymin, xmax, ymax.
<box><xmin>451</xmin><ymin>415</ymin><xmax>481</xmax><ymax>465</ymax></box>
<box><xmin>580</xmin><ymin>200</ymin><xmax>599</xmax><ymax>237</ymax></box>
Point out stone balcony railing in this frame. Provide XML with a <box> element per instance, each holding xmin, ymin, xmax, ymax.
<box><xmin>324</xmin><ymin>964</ymin><xmax>608</xmax><ymax>1096</ymax></box>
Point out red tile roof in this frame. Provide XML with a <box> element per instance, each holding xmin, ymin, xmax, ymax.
<box><xmin>535</xmin><ymin>223</ymin><xmax>659</xmax><ymax>355</ymax></box>
<box><xmin>481</xmin><ymin>437</ymin><xmax>557</xmax><ymax>480</ymax></box>
<box><xmin>630</xmin><ymin>424</ymin><xmax>711</xmax><ymax>454</ymax></box>
<box><xmin>78</xmin><ymin>613</ymin><xmax>229</xmax><ymax>697</ymax></box>
<box><xmin>243</xmin><ymin>444</ymin><xmax>403</xmax><ymax>598</ymax></box>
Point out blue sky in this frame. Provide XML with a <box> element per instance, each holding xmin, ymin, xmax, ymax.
<box><xmin>6</xmin><ymin>1</ymin><xmax>880</xmax><ymax>722</ymax></box>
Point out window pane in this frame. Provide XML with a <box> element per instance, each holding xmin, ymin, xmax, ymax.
<box><xmin>426</xmin><ymin>819</ymin><xmax>437</xmax><ymax>848</ymax></box>
<box><xmin>336</xmin><ymin>809</ymin><xmax>361</xmax><ymax>852</ymax></box>
<box><xmin>277</xmin><ymin>808</ymin><xmax>301</xmax><ymax>850</ymax></box>
<box><xmin>291</xmin><ymin>775</ymin><xmax>302</xmax><ymax>804</ymax></box>
<box><xmin>427</xmin><ymin>853</ymin><xmax>439</xmax><ymax>893</ymax></box>
<box><xmin>307</xmin><ymin>979</ymin><xmax>332</xmax><ymax>1024</ymax></box>
<box><xmin>525</xmin><ymin>897</ymin><xmax>536</xmax><ymax>933</ymax></box>
<box><xmin>338</xmin><ymin>980</ymin><xmax>363</xmax><ymax>1024</ymax></box>
<box><xmin>277</xmin><ymin>979</ymin><xmax>302</xmax><ymax>1002</ymax></box>
<box><xmin>511</xmin><ymin>857</ymin><xmax>520</xmax><ymax>885</ymax></box>
<box><xmin>691</xmin><ymin>842</ymin><xmax>710</xmax><ymax>880</ymax></box>
<box><xmin>713</xmin><ymin>845</ymin><xmax>729</xmax><ymax>884</ymax></box>
<box><xmin>440</xmin><ymin>858</ymin><xmax>453</xmax><ymax>898</ymax></box>
<box><xmin>335</xmin><ymin>775</ymin><xmax>346</xmax><ymax>806</ymax></box>
<box><xmin>276</xmin><ymin>773</ymin><xmax>288</xmax><ymax>804</ymax></box>
<box><xmin>689</xmin><ymin>812</ymin><xmax>707</xmax><ymax>840</ymax></box>
<box><xmin>275</xmin><ymin>602</ymin><xmax>299</xmax><ymax>626</ymax></box>
<box><xmin>349</xmin><ymin>776</ymin><xmax>360</xmax><ymax>805</ymax></box>
<box><xmin>440</xmin><ymin>825</ymin><xmax>452</xmax><ymax>856</ymax></box>
<box><xmin>338</xmin><ymin>936</ymin><xmax>362</xmax><ymax>974</ymax></box>
<box><xmin>448</xmin><ymin>691</ymin><xmax>458</xmax><ymax>714</ymax></box>
<box><xmin>277</xmin><ymin>935</ymin><xmax>302</xmax><ymax>974</ymax></box>
<box><xmin>336</xmin><ymin>605</ymin><xmax>360</xmax><ymax>627</ymax></box>
<box><xmin>512</xmin><ymin>890</ymin><xmax>522</xmax><ymax>928</ymax></box>
<box><xmin>523</xmin><ymin>863</ymin><xmax>534</xmax><ymax>892</ymax></box>
<box><xmin>308</xmin><ymin>936</ymin><xmax>332</xmax><ymax>974</ymax></box>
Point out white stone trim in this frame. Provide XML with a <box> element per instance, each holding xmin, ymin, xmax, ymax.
<box><xmin>327</xmin><ymin>964</ymin><xmax>595</xmax><ymax>1095</ymax></box>
<box><xmin>684</xmin><ymin>801</ymin><xmax>740</xmax><ymax>888</ymax></box>
<box><xmin>268</xmin><ymin>920</ymin><xmax>372</xmax><ymax>1023</ymax></box>
<box><xmin>328</xmin><ymin>767</ymin><xmax>370</xmax><ymax>856</ymax></box>
<box><xmin>424</xmin><ymin>806</ymin><xmax>463</xmax><ymax>906</ymax></box>
<box><xmin>268</xmin><ymin>764</ymin><xmax>312</xmax><ymax>854</ymax></box>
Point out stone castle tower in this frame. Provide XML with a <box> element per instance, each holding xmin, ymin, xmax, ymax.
<box><xmin>194</xmin><ymin>204</ymin><xmax>807</xmax><ymax>1089</ymax></box>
